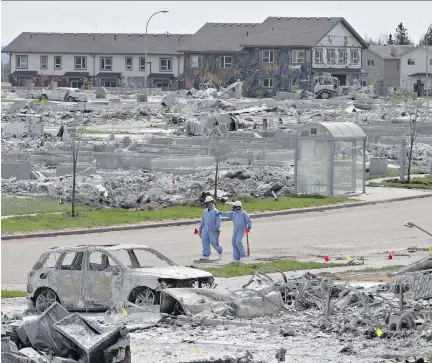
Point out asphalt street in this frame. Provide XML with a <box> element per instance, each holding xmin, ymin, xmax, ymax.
<box><xmin>2</xmin><ymin>198</ymin><xmax>432</xmax><ymax>290</ymax></box>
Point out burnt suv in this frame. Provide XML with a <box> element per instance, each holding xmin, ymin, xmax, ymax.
<box><xmin>27</xmin><ymin>244</ymin><xmax>214</xmax><ymax>313</ymax></box>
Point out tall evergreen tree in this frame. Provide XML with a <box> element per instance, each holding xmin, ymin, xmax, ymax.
<box><xmin>387</xmin><ymin>34</ymin><xmax>394</xmax><ymax>45</ymax></box>
<box><xmin>419</xmin><ymin>27</ymin><xmax>432</xmax><ymax>46</ymax></box>
<box><xmin>394</xmin><ymin>23</ymin><xmax>412</xmax><ymax>45</ymax></box>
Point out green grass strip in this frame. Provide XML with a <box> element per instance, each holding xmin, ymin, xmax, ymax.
<box><xmin>2</xmin><ymin>196</ymin><xmax>350</xmax><ymax>234</ymax></box>
<box><xmin>1</xmin><ymin>290</ymin><xmax>27</xmax><ymax>298</ymax></box>
<box><xmin>202</xmin><ymin>260</ymin><xmax>344</xmax><ymax>278</ymax></box>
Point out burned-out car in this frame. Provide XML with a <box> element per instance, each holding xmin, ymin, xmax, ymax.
<box><xmin>27</xmin><ymin>244</ymin><xmax>214</xmax><ymax>313</ymax></box>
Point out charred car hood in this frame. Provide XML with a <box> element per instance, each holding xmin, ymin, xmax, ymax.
<box><xmin>132</xmin><ymin>266</ymin><xmax>213</xmax><ymax>280</ymax></box>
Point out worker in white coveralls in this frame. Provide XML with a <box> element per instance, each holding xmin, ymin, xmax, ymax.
<box><xmin>198</xmin><ymin>196</ymin><xmax>223</xmax><ymax>261</ymax></box>
<box><xmin>219</xmin><ymin>201</ymin><xmax>252</xmax><ymax>263</ymax></box>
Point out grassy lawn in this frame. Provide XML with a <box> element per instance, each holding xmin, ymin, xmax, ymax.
<box><xmin>1</xmin><ymin>290</ymin><xmax>27</xmax><ymax>299</ymax></box>
<box><xmin>202</xmin><ymin>260</ymin><xmax>344</xmax><ymax>278</ymax></box>
<box><xmin>84</xmin><ymin>129</ymin><xmax>130</xmax><ymax>135</ymax></box>
<box><xmin>1</xmin><ymin>195</ymin><xmax>351</xmax><ymax>235</ymax></box>
<box><xmin>366</xmin><ymin>168</ymin><xmax>427</xmax><ymax>181</ymax></box>
<box><xmin>359</xmin><ymin>265</ymin><xmax>405</xmax><ymax>273</ymax></box>
<box><xmin>1</xmin><ymin>195</ymin><xmax>91</xmax><ymax>216</ymax></box>
<box><xmin>1</xmin><ymin>98</ymin><xmax>20</xmax><ymax>102</ymax></box>
<box><xmin>370</xmin><ymin>177</ymin><xmax>432</xmax><ymax>190</ymax></box>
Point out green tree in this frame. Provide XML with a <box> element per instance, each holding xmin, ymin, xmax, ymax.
<box><xmin>394</xmin><ymin>23</ymin><xmax>413</xmax><ymax>45</ymax></box>
<box><xmin>419</xmin><ymin>27</ymin><xmax>432</xmax><ymax>46</ymax></box>
<box><xmin>387</xmin><ymin>34</ymin><xmax>394</xmax><ymax>45</ymax></box>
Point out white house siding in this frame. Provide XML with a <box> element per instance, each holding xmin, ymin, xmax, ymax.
<box><xmin>399</xmin><ymin>47</ymin><xmax>432</xmax><ymax>93</ymax></box>
<box><xmin>10</xmin><ymin>52</ymin><xmax>185</xmax><ymax>88</ymax></box>
<box><xmin>313</xmin><ymin>23</ymin><xmax>362</xmax><ymax>70</ymax></box>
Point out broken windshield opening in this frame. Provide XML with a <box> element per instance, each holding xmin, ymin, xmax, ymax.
<box><xmin>110</xmin><ymin>248</ymin><xmax>175</xmax><ymax>269</ymax></box>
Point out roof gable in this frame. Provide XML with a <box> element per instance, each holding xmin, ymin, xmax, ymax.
<box><xmin>316</xmin><ymin>22</ymin><xmax>362</xmax><ymax>48</ymax></box>
<box><xmin>2</xmin><ymin>32</ymin><xmax>192</xmax><ymax>55</ymax></box>
<box><xmin>177</xmin><ymin>23</ymin><xmax>257</xmax><ymax>53</ymax></box>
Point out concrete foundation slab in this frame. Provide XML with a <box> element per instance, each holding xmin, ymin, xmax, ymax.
<box><xmin>2</xmin><ymin>121</ymin><xmax>43</xmax><ymax>137</ymax></box>
<box><xmin>1</xmin><ymin>161</ymin><xmax>32</xmax><ymax>180</ymax></box>
<box><xmin>56</xmin><ymin>164</ymin><xmax>96</xmax><ymax>176</ymax></box>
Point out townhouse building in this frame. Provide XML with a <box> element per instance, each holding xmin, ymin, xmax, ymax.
<box><xmin>3</xmin><ymin>17</ymin><xmax>369</xmax><ymax>96</ymax></box>
<box><xmin>179</xmin><ymin>17</ymin><xmax>368</xmax><ymax>97</ymax></box>
<box><xmin>2</xmin><ymin>32</ymin><xmax>191</xmax><ymax>90</ymax></box>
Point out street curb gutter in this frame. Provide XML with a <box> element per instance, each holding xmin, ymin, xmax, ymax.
<box><xmin>2</xmin><ymin>193</ymin><xmax>432</xmax><ymax>241</ymax></box>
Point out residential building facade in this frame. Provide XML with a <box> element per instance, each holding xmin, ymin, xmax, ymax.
<box><xmin>3</xmin><ymin>18</ymin><xmax>369</xmax><ymax>96</ymax></box>
<box><xmin>180</xmin><ymin>17</ymin><xmax>367</xmax><ymax>97</ymax></box>
<box><xmin>399</xmin><ymin>46</ymin><xmax>432</xmax><ymax>94</ymax></box>
<box><xmin>2</xmin><ymin>33</ymin><xmax>191</xmax><ymax>89</ymax></box>
<box><xmin>310</xmin><ymin>20</ymin><xmax>367</xmax><ymax>86</ymax></box>
<box><xmin>362</xmin><ymin>45</ymin><xmax>407</xmax><ymax>95</ymax></box>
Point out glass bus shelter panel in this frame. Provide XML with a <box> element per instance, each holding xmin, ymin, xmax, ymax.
<box><xmin>297</xmin><ymin>139</ymin><xmax>331</xmax><ymax>196</ymax></box>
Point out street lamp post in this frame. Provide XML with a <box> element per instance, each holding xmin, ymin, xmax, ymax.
<box><xmin>143</xmin><ymin>10</ymin><xmax>169</xmax><ymax>102</ymax></box>
<box><xmin>426</xmin><ymin>24</ymin><xmax>432</xmax><ymax>96</ymax></box>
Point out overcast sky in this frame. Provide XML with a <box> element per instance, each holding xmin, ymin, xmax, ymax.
<box><xmin>1</xmin><ymin>1</ymin><xmax>431</xmax><ymax>45</ymax></box>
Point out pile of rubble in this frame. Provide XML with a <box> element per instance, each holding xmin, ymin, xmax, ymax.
<box><xmin>2</xmin><ymin>257</ymin><xmax>431</xmax><ymax>363</ymax></box>
<box><xmin>1</xmin><ymin>165</ymin><xmax>293</xmax><ymax>210</ymax></box>
<box><xmin>2</xmin><ymin>302</ymin><xmax>131</xmax><ymax>363</ymax></box>
<box><xmin>368</xmin><ymin>142</ymin><xmax>432</xmax><ymax>169</ymax></box>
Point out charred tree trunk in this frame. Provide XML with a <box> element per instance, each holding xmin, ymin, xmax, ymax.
<box><xmin>407</xmin><ymin>117</ymin><xmax>416</xmax><ymax>184</ymax></box>
<box><xmin>214</xmin><ymin>161</ymin><xmax>219</xmax><ymax>199</ymax></box>
<box><xmin>71</xmin><ymin>150</ymin><xmax>77</xmax><ymax>217</ymax></box>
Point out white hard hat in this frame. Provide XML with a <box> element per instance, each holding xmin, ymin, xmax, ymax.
<box><xmin>204</xmin><ymin>196</ymin><xmax>214</xmax><ymax>203</ymax></box>
<box><xmin>233</xmin><ymin>200</ymin><xmax>242</xmax><ymax>207</ymax></box>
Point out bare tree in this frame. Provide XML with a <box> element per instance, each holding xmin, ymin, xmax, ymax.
<box><xmin>208</xmin><ymin>124</ymin><xmax>231</xmax><ymax>198</ymax></box>
<box><xmin>65</xmin><ymin>103</ymin><xmax>87</xmax><ymax>216</ymax></box>
<box><xmin>404</xmin><ymin>98</ymin><xmax>430</xmax><ymax>183</ymax></box>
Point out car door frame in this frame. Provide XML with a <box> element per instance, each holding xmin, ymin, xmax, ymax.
<box><xmin>83</xmin><ymin>249</ymin><xmax>125</xmax><ymax>310</ymax></box>
<box><xmin>54</xmin><ymin>251</ymin><xmax>86</xmax><ymax>310</ymax></box>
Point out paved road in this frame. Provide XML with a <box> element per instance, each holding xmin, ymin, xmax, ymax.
<box><xmin>2</xmin><ymin>198</ymin><xmax>432</xmax><ymax>290</ymax></box>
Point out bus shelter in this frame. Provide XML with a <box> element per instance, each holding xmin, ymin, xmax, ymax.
<box><xmin>294</xmin><ymin>122</ymin><xmax>366</xmax><ymax>196</ymax></box>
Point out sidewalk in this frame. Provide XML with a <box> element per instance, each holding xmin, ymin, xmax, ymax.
<box><xmin>366</xmin><ymin>173</ymin><xmax>429</xmax><ymax>185</ymax></box>
<box><xmin>2</xmin><ymin>185</ymin><xmax>431</xmax><ymax>241</ymax></box>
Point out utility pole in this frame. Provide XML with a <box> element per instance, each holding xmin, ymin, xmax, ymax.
<box><xmin>143</xmin><ymin>10</ymin><xmax>169</xmax><ymax>102</ymax></box>
<box><xmin>426</xmin><ymin>24</ymin><xmax>432</xmax><ymax>97</ymax></box>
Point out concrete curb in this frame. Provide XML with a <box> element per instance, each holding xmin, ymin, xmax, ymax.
<box><xmin>2</xmin><ymin>193</ymin><xmax>432</xmax><ymax>241</ymax></box>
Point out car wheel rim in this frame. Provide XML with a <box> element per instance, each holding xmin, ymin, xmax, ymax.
<box><xmin>135</xmin><ymin>289</ymin><xmax>155</xmax><ymax>306</ymax></box>
<box><xmin>35</xmin><ymin>290</ymin><xmax>57</xmax><ymax>313</ymax></box>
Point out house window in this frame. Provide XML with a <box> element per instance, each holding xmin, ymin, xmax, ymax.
<box><xmin>160</xmin><ymin>58</ymin><xmax>172</xmax><ymax>72</ymax></box>
<box><xmin>139</xmin><ymin>57</ymin><xmax>146</xmax><ymax>71</ymax></box>
<box><xmin>314</xmin><ymin>48</ymin><xmax>323</xmax><ymax>64</ymax></box>
<box><xmin>54</xmin><ymin>56</ymin><xmax>62</xmax><ymax>70</ymax></box>
<box><xmin>292</xmin><ymin>50</ymin><xmax>305</xmax><ymax>64</ymax></box>
<box><xmin>100</xmin><ymin>57</ymin><xmax>112</xmax><ymax>71</ymax></box>
<box><xmin>40</xmin><ymin>56</ymin><xmax>48</xmax><ymax>70</ymax></box>
<box><xmin>261</xmin><ymin>78</ymin><xmax>274</xmax><ymax>88</ymax></box>
<box><xmin>291</xmin><ymin>78</ymin><xmax>300</xmax><ymax>90</ymax></box>
<box><xmin>220</xmin><ymin>56</ymin><xmax>232</xmax><ymax>69</ymax></box>
<box><xmin>327</xmin><ymin>49</ymin><xmax>336</xmax><ymax>65</ymax></box>
<box><xmin>70</xmin><ymin>79</ymin><xmax>84</xmax><ymax>89</ymax></box>
<box><xmin>74</xmin><ymin>56</ymin><xmax>87</xmax><ymax>70</ymax></box>
<box><xmin>262</xmin><ymin>50</ymin><xmax>274</xmax><ymax>63</ymax></box>
<box><xmin>102</xmin><ymin>80</ymin><xmax>117</xmax><ymax>87</ymax></box>
<box><xmin>367</xmin><ymin>60</ymin><xmax>375</xmax><ymax>67</ymax></box>
<box><xmin>190</xmin><ymin>55</ymin><xmax>202</xmax><ymax>68</ymax></box>
<box><xmin>125</xmin><ymin>57</ymin><xmax>133</xmax><ymax>71</ymax></box>
<box><xmin>338</xmin><ymin>49</ymin><xmax>348</xmax><ymax>64</ymax></box>
<box><xmin>16</xmin><ymin>55</ymin><xmax>28</xmax><ymax>69</ymax></box>
<box><xmin>407</xmin><ymin>59</ymin><xmax>415</xmax><ymax>65</ymax></box>
<box><xmin>350</xmin><ymin>49</ymin><xmax>359</xmax><ymax>65</ymax></box>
